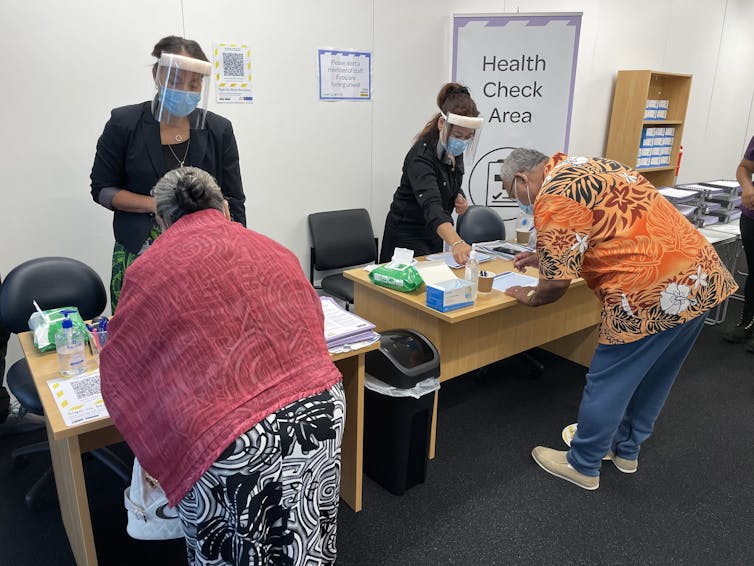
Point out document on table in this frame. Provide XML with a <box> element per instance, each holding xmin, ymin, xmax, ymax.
<box><xmin>47</xmin><ymin>369</ymin><xmax>109</xmax><ymax>426</ymax></box>
<box><xmin>425</xmin><ymin>251</ymin><xmax>494</xmax><ymax>269</ymax></box>
<box><xmin>492</xmin><ymin>271</ymin><xmax>538</xmax><ymax>292</ymax></box>
<box><xmin>320</xmin><ymin>296</ymin><xmax>379</xmax><ymax>351</ymax></box>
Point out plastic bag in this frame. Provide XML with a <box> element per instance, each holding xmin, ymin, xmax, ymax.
<box><xmin>29</xmin><ymin>307</ymin><xmax>89</xmax><ymax>352</ymax></box>
<box><xmin>364</xmin><ymin>373</ymin><xmax>440</xmax><ymax>399</ymax></box>
<box><xmin>369</xmin><ymin>262</ymin><xmax>424</xmax><ymax>293</ymax></box>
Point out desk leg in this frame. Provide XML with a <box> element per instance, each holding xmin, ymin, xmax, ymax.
<box><xmin>429</xmin><ymin>391</ymin><xmax>438</xmax><ymax>460</ymax></box>
<box><xmin>335</xmin><ymin>355</ymin><xmax>363</xmax><ymax>512</ymax></box>
<box><xmin>48</xmin><ymin>423</ymin><xmax>98</xmax><ymax>565</ymax></box>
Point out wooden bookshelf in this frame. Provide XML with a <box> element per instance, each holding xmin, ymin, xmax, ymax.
<box><xmin>605</xmin><ymin>70</ymin><xmax>692</xmax><ymax>187</ymax></box>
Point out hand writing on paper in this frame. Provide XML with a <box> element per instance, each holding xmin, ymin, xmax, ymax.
<box><xmin>512</xmin><ymin>251</ymin><xmax>539</xmax><ymax>272</ymax></box>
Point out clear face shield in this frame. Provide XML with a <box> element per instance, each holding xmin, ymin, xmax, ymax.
<box><xmin>440</xmin><ymin>112</ymin><xmax>484</xmax><ymax>163</ymax></box>
<box><xmin>152</xmin><ymin>53</ymin><xmax>212</xmax><ymax>129</ymax></box>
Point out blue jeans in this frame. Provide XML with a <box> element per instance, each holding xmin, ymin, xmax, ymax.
<box><xmin>567</xmin><ymin>313</ymin><xmax>708</xmax><ymax>476</ymax></box>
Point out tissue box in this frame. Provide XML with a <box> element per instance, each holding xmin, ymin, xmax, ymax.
<box><xmin>426</xmin><ymin>278</ymin><xmax>474</xmax><ymax>312</ymax></box>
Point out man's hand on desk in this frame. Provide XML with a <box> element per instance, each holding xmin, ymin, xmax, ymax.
<box><xmin>512</xmin><ymin>251</ymin><xmax>538</xmax><ymax>272</ymax></box>
<box><xmin>505</xmin><ymin>278</ymin><xmax>570</xmax><ymax>307</ymax></box>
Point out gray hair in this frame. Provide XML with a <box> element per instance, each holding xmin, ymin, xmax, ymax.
<box><xmin>500</xmin><ymin>148</ymin><xmax>549</xmax><ymax>184</ymax></box>
<box><xmin>151</xmin><ymin>167</ymin><xmax>225</xmax><ymax>228</ymax></box>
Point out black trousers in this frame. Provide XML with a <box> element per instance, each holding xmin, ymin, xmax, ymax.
<box><xmin>379</xmin><ymin>212</ymin><xmax>443</xmax><ymax>263</ymax></box>
<box><xmin>740</xmin><ymin>214</ymin><xmax>754</xmax><ymax>322</ymax></box>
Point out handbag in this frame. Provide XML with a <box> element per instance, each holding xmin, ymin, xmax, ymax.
<box><xmin>123</xmin><ymin>457</ymin><xmax>184</xmax><ymax>540</ymax></box>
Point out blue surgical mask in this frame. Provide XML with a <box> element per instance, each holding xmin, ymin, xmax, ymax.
<box><xmin>446</xmin><ymin>136</ymin><xmax>470</xmax><ymax>156</ymax></box>
<box><xmin>161</xmin><ymin>88</ymin><xmax>201</xmax><ymax>117</ymax></box>
<box><xmin>513</xmin><ymin>177</ymin><xmax>535</xmax><ymax>216</ymax></box>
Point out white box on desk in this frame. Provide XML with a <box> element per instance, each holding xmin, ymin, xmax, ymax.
<box><xmin>426</xmin><ymin>278</ymin><xmax>474</xmax><ymax>312</ymax></box>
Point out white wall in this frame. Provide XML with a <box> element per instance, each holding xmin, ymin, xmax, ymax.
<box><xmin>1</xmin><ymin>0</ymin><xmax>752</xmax><ymax>370</ymax></box>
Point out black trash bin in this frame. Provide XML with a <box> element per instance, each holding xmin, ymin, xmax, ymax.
<box><xmin>363</xmin><ymin>330</ymin><xmax>440</xmax><ymax>495</ymax></box>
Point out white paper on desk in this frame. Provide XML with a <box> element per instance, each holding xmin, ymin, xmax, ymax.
<box><xmin>492</xmin><ymin>271</ymin><xmax>539</xmax><ymax>292</ymax></box>
<box><xmin>424</xmin><ymin>251</ymin><xmax>494</xmax><ymax>269</ymax></box>
<box><xmin>414</xmin><ymin>260</ymin><xmax>458</xmax><ymax>285</ymax></box>
<box><xmin>47</xmin><ymin>370</ymin><xmax>109</xmax><ymax>426</ymax></box>
<box><xmin>320</xmin><ymin>296</ymin><xmax>375</xmax><ymax>343</ymax></box>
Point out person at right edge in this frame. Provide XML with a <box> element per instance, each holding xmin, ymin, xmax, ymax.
<box><xmin>722</xmin><ymin>136</ymin><xmax>754</xmax><ymax>350</ymax></box>
<box><xmin>500</xmin><ymin>149</ymin><xmax>737</xmax><ymax>490</ymax></box>
<box><xmin>379</xmin><ymin>83</ymin><xmax>483</xmax><ymax>266</ymax></box>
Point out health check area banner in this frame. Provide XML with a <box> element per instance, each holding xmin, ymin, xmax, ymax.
<box><xmin>452</xmin><ymin>13</ymin><xmax>581</xmax><ymax>218</ymax></box>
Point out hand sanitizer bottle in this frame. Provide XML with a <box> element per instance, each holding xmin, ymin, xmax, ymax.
<box><xmin>54</xmin><ymin>311</ymin><xmax>86</xmax><ymax>376</ymax></box>
<box><xmin>465</xmin><ymin>243</ymin><xmax>480</xmax><ymax>300</ymax></box>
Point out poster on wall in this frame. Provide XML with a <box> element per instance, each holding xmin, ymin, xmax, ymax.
<box><xmin>452</xmin><ymin>13</ymin><xmax>581</xmax><ymax>218</ymax></box>
<box><xmin>317</xmin><ymin>48</ymin><xmax>372</xmax><ymax>101</ymax></box>
<box><xmin>214</xmin><ymin>43</ymin><xmax>253</xmax><ymax>103</ymax></box>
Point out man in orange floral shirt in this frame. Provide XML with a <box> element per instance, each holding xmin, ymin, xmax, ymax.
<box><xmin>500</xmin><ymin>148</ymin><xmax>737</xmax><ymax>490</ymax></box>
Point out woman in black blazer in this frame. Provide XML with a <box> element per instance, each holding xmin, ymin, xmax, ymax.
<box><xmin>90</xmin><ymin>35</ymin><xmax>246</xmax><ymax>311</ymax></box>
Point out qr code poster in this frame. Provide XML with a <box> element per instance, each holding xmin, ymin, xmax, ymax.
<box><xmin>317</xmin><ymin>48</ymin><xmax>371</xmax><ymax>101</ymax></box>
<box><xmin>213</xmin><ymin>43</ymin><xmax>253</xmax><ymax>103</ymax></box>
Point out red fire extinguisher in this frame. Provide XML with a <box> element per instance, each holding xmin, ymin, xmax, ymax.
<box><xmin>674</xmin><ymin>145</ymin><xmax>683</xmax><ymax>182</ymax></box>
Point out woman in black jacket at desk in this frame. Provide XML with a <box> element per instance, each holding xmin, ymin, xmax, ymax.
<box><xmin>90</xmin><ymin>35</ymin><xmax>246</xmax><ymax>311</ymax></box>
<box><xmin>380</xmin><ymin>83</ymin><xmax>482</xmax><ymax>265</ymax></box>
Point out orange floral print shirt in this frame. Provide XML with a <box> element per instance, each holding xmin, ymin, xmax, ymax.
<box><xmin>534</xmin><ymin>153</ymin><xmax>738</xmax><ymax>344</ymax></box>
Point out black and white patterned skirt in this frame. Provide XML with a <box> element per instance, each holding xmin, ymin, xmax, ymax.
<box><xmin>177</xmin><ymin>382</ymin><xmax>345</xmax><ymax>566</ymax></box>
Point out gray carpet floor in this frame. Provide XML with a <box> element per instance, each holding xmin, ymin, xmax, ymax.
<box><xmin>1</xmin><ymin>303</ymin><xmax>752</xmax><ymax>565</ymax></box>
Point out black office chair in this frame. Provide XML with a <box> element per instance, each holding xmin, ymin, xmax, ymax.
<box><xmin>457</xmin><ymin>206</ymin><xmax>545</xmax><ymax>377</ymax></box>
<box><xmin>308</xmin><ymin>208</ymin><xmax>378</xmax><ymax>309</ymax></box>
<box><xmin>456</xmin><ymin>205</ymin><xmax>507</xmax><ymax>243</ymax></box>
<box><xmin>0</xmin><ymin>257</ymin><xmax>131</xmax><ymax>509</ymax></box>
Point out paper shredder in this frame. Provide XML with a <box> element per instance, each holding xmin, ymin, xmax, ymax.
<box><xmin>364</xmin><ymin>330</ymin><xmax>440</xmax><ymax>495</ymax></box>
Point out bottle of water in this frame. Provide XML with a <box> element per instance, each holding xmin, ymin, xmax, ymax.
<box><xmin>54</xmin><ymin>311</ymin><xmax>86</xmax><ymax>376</ymax></box>
<box><xmin>465</xmin><ymin>243</ymin><xmax>480</xmax><ymax>300</ymax></box>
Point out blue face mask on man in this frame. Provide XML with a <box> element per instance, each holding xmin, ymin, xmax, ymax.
<box><xmin>161</xmin><ymin>88</ymin><xmax>201</xmax><ymax>117</ymax></box>
<box><xmin>513</xmin><ymin>177</ymin><xmax>535</xmax><ymax>216</ymax></box>
<box><xmin>446</xmin><ymin>136</ymin><xmax>470</xmax><ymax>157</ymax></box>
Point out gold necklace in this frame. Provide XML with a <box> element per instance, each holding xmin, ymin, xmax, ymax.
<box><xmin>167</xmin><ymin>138</ymin><xmax>190</xmax><ymax>168</ymax></box>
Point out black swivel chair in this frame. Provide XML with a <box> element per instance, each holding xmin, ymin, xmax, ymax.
<box><xmin>456</xmin><ymin>205</ymin><xmax>508</xmax><ymax>243</ymax></box>
<box><xmin>308</xmin><ymin>208</ymin><xmax>378</xmax><ymax>309</ymax></box>
<box><xmin>456</xmin><ymin>206</ymin><xmax>545</xmax><ymax>377</ymax></box>
<box><xmin>0</xmin><ymin>257</ymin><xmax>131</xmax><ymax>509</ymax></box>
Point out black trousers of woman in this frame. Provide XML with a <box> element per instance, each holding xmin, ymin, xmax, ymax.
<box><xmin>739</xmin><ymin>213</ymin><xmax>754</xmax><ymax>323</ymax></box>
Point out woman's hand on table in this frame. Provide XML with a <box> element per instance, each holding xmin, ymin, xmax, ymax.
<box><xmin>451</xmin><ymin>241</ymin><xmax>471</xmax><ymax>265</ymax></box>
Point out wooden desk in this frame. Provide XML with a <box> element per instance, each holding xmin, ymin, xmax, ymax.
<box><xmin>19</xmin><ymin>333</ymin><xmax>377</xmax><ymax>566</ymax></box>
<box><xmin>344</xmin><ymin>258</ymin><xmax>602</xmax><ymax>457</ymax></box>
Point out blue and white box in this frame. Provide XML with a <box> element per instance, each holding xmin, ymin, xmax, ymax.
<box><xmin>644</xmin><ymin>99</ymin><xmax>658</xmax><ymax>120</ymax></box>
<box><xmin>426</xmin><ymin>278</ymin><xmax>474</xmax><ymax>312</ymax></box>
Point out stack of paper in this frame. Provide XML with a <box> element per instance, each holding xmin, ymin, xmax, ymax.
<box><xmin>320</xmin><ymin>296</ymin><xmax>379</xmax><ymax>353</ymax></box>
<box><xmin>675</xmin><ymin>203</ymin><xmax>697</xmax><ymax>218</ymax></box>
<box><xmin>700</xmin><ymin>180</ymin><xmax>741</xmax><ymax>194</ymax></box>
<box><xmin>658</xmin><ymin>187</ymin><xmax>698</xmax><ymax>204</ymax></box>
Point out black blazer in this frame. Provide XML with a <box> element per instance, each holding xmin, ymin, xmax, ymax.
<box><xmin>90</xmin><ymin>102</ymin><xmax>246</xmax><ymax>254</ymax></box>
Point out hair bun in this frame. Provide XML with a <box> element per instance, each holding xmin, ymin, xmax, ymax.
<box><xmin>174</xmin><ymin>169</ymin><xmax>211</xmax><ymax>212</ymax></box>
